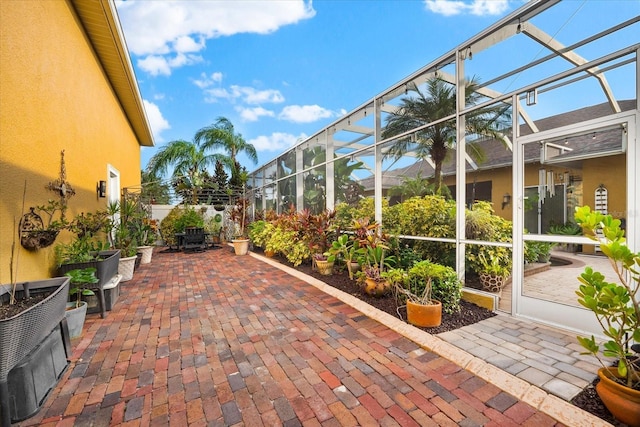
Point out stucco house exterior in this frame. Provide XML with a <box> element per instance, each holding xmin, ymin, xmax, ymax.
<box><xmin>0</xmin><ymin>0</ymin><xmax>154</xmax><ymax>282</ymax></box>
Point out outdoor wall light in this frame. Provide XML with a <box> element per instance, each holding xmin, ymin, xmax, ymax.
<box><xmin>97</xmin><ymin>180</ymin><xmax>106</xmax><ymax>198</ymax></box>
<box><xmin>501</xmin><ymin>192</ymin><xmax>511</xmax><ymax>210</ymax></box>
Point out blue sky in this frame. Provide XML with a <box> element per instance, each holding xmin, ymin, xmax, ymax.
<box><xmin>114</xmin><ymin>0</ymin><xmax>639</xmax><ymax>175</ymax></box>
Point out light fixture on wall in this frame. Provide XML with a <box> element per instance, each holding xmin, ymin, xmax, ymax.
<box><xmin>97</xmin><ymin>180</ymin><xmax>106</xmax><ymax>198</ymax></box>
<box><xmin>501</xmin><ymin>192</ymin><xmax>511</xmax><ymax>210</ymax></box>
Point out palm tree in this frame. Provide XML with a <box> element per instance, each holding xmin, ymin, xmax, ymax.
<box><xmin>141</xmin><ymin>169</ymin><xmax>171</xmax><ymax>204</ymax></box>
<box><xmin>147</xmin><ymin>117</ymin><xmax>257</xmax><ymax>203</ymax></box>
<box><xmin>147</xmin><ymin>139</ymin><xmax>224</xmax><ymax>203</ymax></box>
<box><xmin>194</xmin><ymin>117</ymin><xmax>258</xmax><ymax>185</ymax></box>
<box><xmin>382</xmin><ymin>77</ymin><xmax>510</xmax><ymax>194</ymax></box>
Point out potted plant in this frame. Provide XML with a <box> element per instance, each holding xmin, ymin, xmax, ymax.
<box><xmin>475</xmin><ymin>247</ymin><xmax>511</xmax><ymax>293</ymax></box>
<box><xmin>18</xmin><ymin>199</ymin><xmax>68</xmax><ymax>251</ymax></box>
<box><xmin>230</xmin><ymin>197</ymin><xmax>251</xmax><ymax>255</ymax></box>
<box><xmin>325</xmin><ymin>234</ymin><xmax>360</xmax><ymax>280</ymax></box>
<box><xmin>353</xmin><ymin>219</ymin><xmax>395</xmax><ymax>296</ymax></box>
<box><xmin>63</xmin><ymin>268</ymin><xmax>98</xmax><ymax>339</ymax></box>
<box><xmin>384</xmin><ymin>262</ymin><xmax>442</xmax><ymax>327</ymax></box>
<box><xmin>312</xmin><ymin>253</ymin><xmax>334</xmax><ymax>276</ymax></box>
<box><xmin>574</xmin><ymin>205</ymin><xmax>640</xmax><ymax>427</ymax></box>
<box><xmin>105</xmin><ymin>201</ymin><xmax>139</xmax><ymax>281</ymax></box>
<box><xmin>1</xmin><ymin>230</ymin><xmax>71</xmax><ymax>425</ymax></box>
<box><xmin>549</xmin><ymin>221</ymin><xmax>582</xmax><ymax>253</ymax></box>
<box><xmin>56</xmin><ymin>210</ymin><xmax>120</xmax><ymax>316</ymax></box>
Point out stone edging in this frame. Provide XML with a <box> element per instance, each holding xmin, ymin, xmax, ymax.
<box><xmin>250</xmin><ymin>252</ymin><xmax>611</xmax><ymax>427</ymax></box>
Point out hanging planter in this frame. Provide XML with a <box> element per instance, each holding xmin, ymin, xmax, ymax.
<box><xmin>19</xmin><ymin>205</ymin><xmax>66</xmax><ymax>251</ymax></box>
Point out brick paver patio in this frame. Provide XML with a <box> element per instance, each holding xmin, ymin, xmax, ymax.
<box><xmin>19</xmin><ymin>248</ymin><xmax>570</xmax><ymax>426</ymax></box>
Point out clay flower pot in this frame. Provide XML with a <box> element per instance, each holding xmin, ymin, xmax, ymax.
<box><xmin>363</xmin><ymin>278</ymin><xmax>391</xmax><ymax>297</ymax></box>
<box><xmin>314</xmin><ymin>259</ymin><xmax>334</xmax><ymax>276</ymax></box>
<box><xmin>596</xmin><ymin>367</ymin><xmax>640</xmax><ymax>427</ymax></box>
<box><xmin>232</xmin><ymin>239</ymin><xmax>249</xmax><ymax>256</ymax></box>
<box><xmin>406</xmin><ymin>300</ymin><xmax>442</xmax><ymax>327</ymax></box>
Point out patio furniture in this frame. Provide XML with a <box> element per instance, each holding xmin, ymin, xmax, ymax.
<box><xmin>182</xmin><ymin>227</ymin><xmax>207</xmax><ymax>252</ymax></box>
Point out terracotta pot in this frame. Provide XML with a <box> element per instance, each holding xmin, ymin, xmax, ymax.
<box><xmin>314</xmin><ymin>259</ymin><xmax>334</xmax><ymax>276</ymax></box>
<box><xmin>264</xmin><ymin>250</ymin><xmax>275</xmax><ymax>258</ymax></box>
<box><xmin>363</xmin><ymin>278</ymin><xmax>391</xmax><ymax>297</ymax></box>
<box><xmin>232</xmin><ymin>239</ymin><xmax>249</xmax><ymax>256</ymax></box>
<box><xmin>596</xmin><ymin>367</ymin><xmax>640</xmax><ymax>427</ymax></box>
<box><xmin>406</xmin><ymin>300</ymin><xmax>442</xmax><ymax>327</ymax></box>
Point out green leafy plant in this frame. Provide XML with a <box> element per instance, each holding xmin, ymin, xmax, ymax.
<box><xmin>64</xmin><ymin>267</ymin><xmax>98</xmax><ymax>308</ymax></box>
<box><xmin>549</xmin><ymin>221</ymin><xmax>582</xmax><ymax>235</ymax></box>
<box><xmin>32</xmin><ymin>199</ymin><xmax>69</xmax><ymax>233</ymax></box>
<box><xmin>574</xmin><ymin>205</ymin><xmax>639</xmax><ymax>389</ymax></box>
<box><xmin>230</xmin><ymin>197</ymin><xmax>251</xmax><ymax>238</ymax></box>
<box><xmin>383</xmin><ymin>260</ymin><xmax>461</xmax><ymax>313</ymax></box>
<box><xmin>325</xmin><ymin>234</ymin><xmax>360</xmax><ymax>279</ymax></box>
<box><xmin>524</xmin><ymin>240</ymin><xmax>556</xmax><ymax>263</ymax></box>
<box><xmin>475</xmin><ymin>249</ymin><xmax>511</xmax><ymax>277</ymax></box>
<box><xmin>55</xmin><ymin>208</ymin><xmax>111</xmax><ymax>266</ymax></box>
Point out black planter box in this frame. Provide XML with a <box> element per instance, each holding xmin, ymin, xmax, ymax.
<box><xmin>7</xmin><ymin>324</ymin><xmax>68</xmax><ymax>422</ymax></box>
<box><xmin>0</xmin><ymin>277</ymin><xmax>70</xmax><ymax>427</ymax></box>
<box><xmin>57</xmin><ymin>250</ymin><xmax>120</xmax><ymax>287</ymax></box>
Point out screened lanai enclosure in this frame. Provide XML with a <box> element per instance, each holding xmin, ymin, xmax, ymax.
<box><xmin>247</xmin><ymin>1</ymin><xmax>639</xmax><ymax>336</ymax></box>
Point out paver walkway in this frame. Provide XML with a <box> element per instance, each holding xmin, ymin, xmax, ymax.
<box><xmin>17</xmin><ymin>248</ymin><xmax>602</xmax><ymax>426</ymax></box>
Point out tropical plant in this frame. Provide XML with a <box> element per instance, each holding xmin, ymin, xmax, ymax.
<box><xmin>549</xmin><ymin>221</ymin><xmax>582</xmax><ymax>236</ymax></box>
<box><xmin>141</xmin><ymin>169</ymin><xmax>171</xmax><ymax>204</ymax></box>
<box><xmin>64</xmin><ymin>268</ymin><xmax>98</xmax><ymax>309</ymax></box>
<box><xmin>353</xmin><ymin>220</ymin><xmax>396</xmax><ymax>282</ymax></box>
<box><xmin>382</xmin><ymin>77</ymin><xmax>510</xmax><ymax>194</ymax></box>
<box><xmin>325</xmin><ymin>234</ymin><xmax>360</xmax><ymax>279</ymax></box>
<box><xmin>389</xmin><ymin>171</ymin><xmax>440</xmax><ymax>201</ymax></box>
<box><xmin>474</xmin><ymin>249</ymin><xmax>511</xmax><ymax>277</ymax></box>
<box><xmin>105</xmin><ymin>201</ymin><xmax>139</xmax><ymax>257</ymax></box>
<box><xmin>384</xmin><ymin>195</ymin><xmax>456</xmax><ymax>266</ymax></box>
<box><xmin>54</xmin><ymin>209</ymin><xmax>110</xmax><ymax>265</ymax></box>
<box><xmin>524</xmin><ymin>240</ymin><xmax>555</xmax><ymax>263</ymax></box>
<box><xmin>574</xmin><ymin>206</ymin><xmax>639</xmax><ymax>390</ymax></box>
<box><xmin>384</xmin><ymin>260</ymin><xmax>461</xmax><ymax>314</ymax></box>
<box><xmin>230</xmin><ymin>197</ymin><xmax>251</xmax><ymax>239</ymax></box>
<box><xmin>194</xmin><ymin>117</ymin><xmax>258</xmax><ymax>184</ymax></box>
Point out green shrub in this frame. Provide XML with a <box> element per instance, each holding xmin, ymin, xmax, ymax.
<box><xmin>410</xmin><ymin>261</ymin><xmax>462</xmax><ymax>314</ymax></box>
<box><xmin>384</xmin><ymin>196</ymin><xmax>456</xmax><ymax>266</ymax></box>
<box><xmin>159</xmin><ymin>206</ymin><xmax>205</xmax><ymax>246</ymax></box>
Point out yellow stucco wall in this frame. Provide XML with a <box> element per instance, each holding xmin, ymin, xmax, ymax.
<box><xmin>1</xmin><ymin>0</ymin><xmax>142</xmax><ymax>282</ymax></box>
<box><xmin>446</xmin><ymin>154</ymin><xmax>626</xmax><ymax>225</ymax></box>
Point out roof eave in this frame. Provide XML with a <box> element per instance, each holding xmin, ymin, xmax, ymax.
<box><xmin>70</xmin><ymin>0</ymin><xmax>154</xmax><ymax>147</ymax></box>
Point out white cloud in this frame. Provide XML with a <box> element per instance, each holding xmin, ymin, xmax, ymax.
<box><xmin>204</xmin><ymin>84</ymin><xmax>285</xmax><ymax>105</ymax></box>
<box><xmin>248</xmin><ymin>132</ymin><xmax>307</xmax><ymax>152</ymax></box>
<box><xmin>116</xmin><ymin>0</ymin><xmax>315</xmax><ymax>75</ymax></box>
<box><xmin>193</xmin><ymin>72</ymin><xmax>223</xmax><ymax>89</ymax></box>
<box><xmin>237</xmin><ymin>106</ymin><xmax>275</xmax><ymax>122</ymax></box>
<box><xmin>469</xmin><ymin>0</ymin><xmax>509</xmax><ymax>16</ymax></box>
<box><xmin>138</xmin><ymin>55</ymin><xmax>171</xmax><ymax>76</ymax></box>
<box><xmin>143</xmin><ymin>100</ymin><xmax>170</xmax><ymax>142</ymax></box>
<box><xmin>279</xmin><ymin>105</ymin><xmax>336</xmax><ymax>123</ymax></box>
<box><xmin>424</xmin><ymin>0</ymin><xmax>509</xmax><ymax>16</ymax></box>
